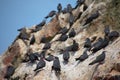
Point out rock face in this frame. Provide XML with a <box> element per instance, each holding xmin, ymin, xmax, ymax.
<box><xmin>0</xmin><ymin>0</ymin><xmax>120</xmax><ymax>80</ymax></box>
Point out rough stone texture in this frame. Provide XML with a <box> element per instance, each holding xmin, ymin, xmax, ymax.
<box><xmin>0</xmin><ymin>0</ymin><xmax>120</xmax><ymax>80</ymax></box>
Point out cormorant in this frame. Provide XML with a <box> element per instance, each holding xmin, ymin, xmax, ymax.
<box><xmin>42</xmin><ymin>42</ymin><xmax>51</xmax><ymax>50</ymax></box>
<box><xmin>45</xmin><ymin>53</ymin><xmax>54</xmax><ymax>62</ymax></box>
<box><xmin>45</xmin><ymin>10</ymin><xmax>56</xmax><ymax>19</ymax></box>
<box><xmin>57</xmin><ymin>3</ymin><xmax>62</xmax><ymax>13</ymax></box>
<box><xmin>84</xmin><ymin>38</ymin><xmax>91</xmax><ymax>48</ymax></box>
<box><xmin>58</xmin><ymin>34</ymin><xmax>68</xmax><ymax>41</ymax></box>
<box><xmin>63</xmin><ymin>50</ymin><xmax>70</xmax><ymax>64</ymax></box>
<box><xmin>30</xmin><ymin>35</ymin><xmax>35</xmax><ymax>45</ymax></box>
<box><xmin>68</xmin><ymin>28</ymin><xmax>76</xmax><ymax>38</ymax></box>
<box><xmin>58</xmin><ymin>27</ymin><xmax>69</xmax><ymax>35</ymax></box>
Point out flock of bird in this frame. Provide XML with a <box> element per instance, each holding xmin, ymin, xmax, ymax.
<box><xmin>4</xmin><ymin>0</ymin><xmax>119</xmax><ymax>79</ymax></box>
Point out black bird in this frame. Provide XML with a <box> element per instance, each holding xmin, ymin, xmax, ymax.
<box><xmin>58</xmin><ymin>27</ymin><xmax>69</xmax><ymax>35</ymax></box>
<box><xmin>62</xmin><ymin>8</ymin><xmax>67</xmax><ymax>14</ymax></box>
<box><xmin>69</xmin><ymin>13</ymin><xmax>75</xmax><ymax>26</ymax></box>
<box><xmin>34</xmin><ymin>58</ymin><xmax>46</xmax><ymax>71</ymax></box>
<box><xmin>4</xmin><ymin>65</ymin><xmax>15</xmax><ymax>79</ymax></box>
<box><xmin>83</xmin><ymin>4</ymin><xmax>88</xmax><ymax>11</ymax></box>
<box><xmin>58</xmin><ymin>34</ymin><xmax>68</xmax><ymax>41</ymax></box>
<box><xmin>91</xmin><ymin>37</ymin><xmax>103</xmax><ymax>53</ymax></box>
<box><xmin>30</xmin><ymin>35</ymin><xmax>35</xmax><ymax>45</ymax></box>
<box><xmin>68</xmin><ymin>28</ymin><xmax>76</xmax><ymax>38</ymax></box>
<box><xmin>18</xmin><ymin>32</ymin><xmax>30</xmax><ymax>40</ymax></box>
<box><xmin>67</xmin><ymin>4</ymin><xmax>73</xmax><ymax>13</ymax></box>
<box><xmin>63</xmin><ymin>50</ymin><xmax>70</xmax><ymax>64</ymax></box>
<box><xmin>52</xmin><ymin>57</ymin><xmax>61</xmax><ymax>73</ymax></box>
<box><xmin>57</xmin><ymin>3</ymin><xmax>62</xmax><ymax>13</ymax></box>
<box><xmin>83</xmin><ymin>11</ymin><xmax>99</xmax><ymax>26</ymax></box>
<box><xmin>45</xmin><ymin>10</ymin><xmax>56</xmax><ymax>19</ymax></box>
<box><xmin>17</xmin><ymin>27</ymin><xmax>26</xmax><ymax>32</ymax></box>
<box><xmin>84</xmin><ymin>38</ymin><xmax>91</xmax><ymax>48</ymax></box>
<box><xmin>108</xmin><ymin>31</ymin><xmax>119</xmax><ymax>41</ymax></box>
<box><xmin>89</xmin><ymin>51</ymin><xmax>106</xmax><ymax>65</ymax></box>
<box><xmin>104</xmin><ymin>25</ymin><xmax>110</xmax><ymax>37</ymax></box>
<box><xmin>36</xmin><ymin>20</ymin><xmax>46</xmax><ymax>28</ymax></box>
<box><xmin>100</xmin><ymin>37</ymin><xmax>109</xmax><ymax>49</ymax></box>
<box><xmin>45</xmin><ymin>53</ymin><xmax>54</xmax><ymax>62</ymax></box>
<box><xmin>29</xmin><ymin>53</ymin><xmax>39</xmax><ymax>63</ymax></box>
<box><xmin>75</xmin><ymin>49</ymin><xmax>88</xmax><ymax>61</ymax></box>
<box><xmin>74</xmin><ymin>0</ymin><xmax>85</xmax><ymax>9</ymax></box>
<box><xmin>66</xmin><ymin>40</ymin><xmax>79</xmax><ymax>52</ymax></box>
<box><xmin>43</xmin><ymin>42</ymin><xmax>51</xmax><ymax>50</ymax></box>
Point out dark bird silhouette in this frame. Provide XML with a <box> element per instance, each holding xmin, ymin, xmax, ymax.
<box><xmin>45</xmin><ymin>53</ymin><xmax>54</xmax><ymax>62</ymax></box>
<box><xmin>75</xmin><ymin>0</ymin><xmax>85</xmax><ymax>9</ymax></box>
<box><xmin>36</xmin><ymin>20</ymin><xmax>46</xmax><ymax>28</ymax></box>
<box><xmin>17</xmin><ymin>27</ymin><xmax>26</xmax><ymax>32</ymax></box>
<box><xmin>100</xmin><ymin>37</ymin><xmax>109</xmax><ymax>49</ymax></box>
<box><xmin>34</xmin><ymin>58</ymin><xmax>46</xmax><ymax>71</ymax></box>
<box><xmin>62</xmin><ymin>8</ymin><xmax>67</xmax><ymax>14</ymax></box>
<box><xmin>89</xmin><ymin>51</ymin><xmax>106</xmax><ymax>65</ymax></box>
<box><xmin>29</xmin><ymin>53</ymin><xmax>39</xmax><ymax>63</ymax></box>
<box><xmin>83</xmin><ymin>11</ymin><xmax>99</xmax><ymax>26</ymax></box>
<box><xmin>91</xmin><ymin>37</ymin><xmax>103</xmax><ymax>53</ymax></box>
<box><xmin>30</xmin><ymin>35</ymin><xmax>35</xmax><ymax>45</ymax></box>
<box><xmin>57</xmin><ymin>3</ymin><xmax>62</xmax><ymax>13</ymax></box>
<box><xmin>108</xmin><ymin>31</ymin><xmax>119</xmax><ymax>41</ymax></box>
<box><xmin>58</xmin><ymin>27</ymin><xmax>69</xmax><ymax>35</ymax></box>
<box><xmin>83</xmin><ymin>4</ymin><xmax>88</xmax><ymax>11</ymax></box>
<box><xmin>75</xmin><ymin>49</ymin><xmax>88</xmax><ymax>61</ymax></box>
<box><xmin>45</xmin><ymin>10</ymin><xmax>56</xmax><ymax>19</ymax></box>
<box><xmin>66</xmin><ymin>40</ymin><xmax>79</xmax><ymax>52</ymax></box>
<box><xmin>43</xmin><ymin>42</ymin><xmax>51</xmax><ymax>50</ymax></box>
<box><xmin>52</xmin><ymin>57</ymin><xmax>61</xmax><ymax>74</ymax></box>
<box><xmin>4</xmin><ymin>65</ymin><xmax>15</xmax><ymax>79</ymax></box>
<box><xmin>58</xmin><ymin>34</ymin><xmax>68</xmax><ymax>41</ymax></box>
<box><xmin>104</xmin><ymin>25</ymin><xmax>110</xmax><ymax>37</ymax></box>
<box><xmin>84</xmin><ymin>38</ymin><xmax>91</xmax><ymax>48</ymax></box>
<box><xmin>68</xmin><ymin>28</ymin><xmax>76</xmax><ymax>38</ymax></box>
<box><xmin>69</xmin><ymin>13</ymin><xmax>75</xmax><ymax>26</ymax></box>
<box><xmin>63</xmin><ymin>50</ymin><xmax>70</xmax><ymax>64</ymax></box>
<box><xmin>67</xmin><ymin>4</ymin><xmax>73</xmax><ymax>13</ymax></box>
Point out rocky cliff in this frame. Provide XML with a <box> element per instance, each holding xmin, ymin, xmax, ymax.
<box><xmin>0</xmin><ymin>0</ymin><xmax>120</xmax><ymax>80</ymax></box>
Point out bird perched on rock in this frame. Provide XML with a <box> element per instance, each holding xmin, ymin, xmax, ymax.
<box><xmin>57</xmin><ymin>3</ymin><xmax>62</xmax><ymax>13</ymax></box>
<box><xmin>29</xmin><ymin>35</ymin><xmax>35</xmax><ymax>45</ymax></box>
<box><xmin>75</xmin><ymin>0</ymin><xmax>85</xmax><ymax>9</ymax></box>
<box><xmin>76</xmin><ymin>49</ymin><xmax>88</xmax><ymax>62</ymax></box>
<box><xmin>89</xmin><ymin>51</ymin><xmax>106</xmax><ymax>65</ymax></box>
<box><xmin>58</xmin><ymin>27</ymin><xmax>69</xmax><ymax>35</ymax></box>
<box><xmin>62</xmin><ymin>8</ymin><xmax>67</xmax><ymax>14</ymax></box>
<box><xmin>4</xmin><ymin>65</ymin><xmax>15</xmax><ymax>79</ymax></box>
<box><xmin>84</xmin><ymin>38</ymin><xmax>91</xmax><ymax>49</ymax></box>
<box><xmin>108</xmin><ymin>31</ymin><xmax>119</xmax><ymax>41</ymax></box>
<box><xmin>63</xmin><ymin>50</ymin><xmax>70</xmax><ymax>64</ymax></box>
<box><xmin>34</xmin><ymin>57</ymin><xmax>46</xmax><ymax>71</ymax></box>
<box><xmin>45</xmin><ymin>10</ymin><xmax>56</xmax><ymax>19</ymax></box>
<box><xmin>57</xmin><ymin>34</ymin><xmax>68</xmax><ymax>41</ymax></box>
<box><xmin>42</xmin><ymin>42</ymin><xmax>51</xmax><ymax>50</ymax></box>
<box><xmin>29</xmin><ymin>53</ymin><xmax>39</xmax><ymax>63</ymax></box>
<box><xmin>83</xmin><ymin>11</ymin><xmax>99</xmax><ymax>26</ymax></box>
<box><xmin>68</xmin><ymin>28</ymin><xmax>76</xmax><ymax>38</ymax></box>
<box><xmin>91</xmin><ymin>37</ymin><xmax>103</xmax><ymax>53</ymax></box>
<box><xmin>45</xmin><ymin>53</ymin><xmax>54</xmax><ymax>62</ymax></box>
<box><xmin>104</xmin><ymin>25</ymin><xmax>110</xmax><ymax>37</ymax></box>
<box><xmin>67</xmin><ymin>4</ymin><xmax>73</xmax><ymax>13</ymax></box>
<box><xmin>52</xmin><ymin>57</ymin><xmax>61</xmax><ymax>74</ymax></box>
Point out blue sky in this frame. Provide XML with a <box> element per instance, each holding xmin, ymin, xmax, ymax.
<box><xmin>0</xmin><ymin>0</ymin><xmax>76</xmax><ymax>54</ymax></box>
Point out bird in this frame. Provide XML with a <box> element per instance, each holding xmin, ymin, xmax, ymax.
<box><xmin>69</xmin><ymin>13</ymin><xmax>75</xmax><ymax>26</ymax></box>
<box><xmin>74</xmin><ymin>0</ymin><xmax>85</xmax><ymax>9</ymax></box>
<box><xmin>29</xmin><ymin>35</ymin><xmax>35</xmax><ymax>45</ymax></box>
<box><xmin>57</xmin><ymin>34</ymin><xmax>68</xmax><ymax>41</ymax></box>
<box><xmin>84</xmin><ymin>38</ymin><xmax>91</xmax><ymax>48</ymax></box>
<box><xmin>45</xmin><ymin>53</ymin><xmax>54</xmax><ymax>62</ymax></box>
<box><xmin>104</xmin><ymin>25</ymin><xmax>110</xmax><ymax>37</ymax></box>
<box><xmin>67</xmin><ymin>4</ymin><xmax>73</xmax><ymax>13</ymax></box>
<box><xmin>45</xmin><ymin>10</ymin><xmax>56</xmax><ymax>19</ymax></box>
<box><xmin>57</xmin><ymin>3</ymin><xmax>62</xmax><ymax>13</ymax></box>
<box><xmin>100</xmin><ymin>37</ymin><xmax>109</xmax><ymax>49</ymax></box>
<box><xmin>42</xmin><ymin>42</ymin><xmax>51</xmax><ymax>50</ymax></box>
<box><xmin>17</xmin><ymin>27</ymin><xmax>26</xmax><ymax>32</ymax></box>
<box><xmin>63</xmin><ymin>50</ymin><xmax>70</xmax><ymax>64</ymax></box>
<box><xmin>83</xmin><ymin>4</ymin><xmax>88</xmax><ymax>11</ymax></box>
<box><xmin>66</xmin><ymin>40</ymin><xmax>79</xmax><ymax>52</ymax></box>
<box><xmin>75</xmin><ymin>49</ymin><xmax>88</xmax><ymax>61</ymax></box>
<box><xmin>29</xmin><ymin>53</ymin><xmax>39</xmax><ymax>63</ymax></box>
<box><xmin>52</xmin><ymin>57</ymin><xmax>61</xmax><ymax>73</ymax></box>
<box><xmin>108</xmin><ymin>31</ymin><xmax>119</xmax><ymax>41</ymax></box>
<box><xmin>89</xmin><ymin>51</ymin><xmax>106</xmax><ymax>65</ymax></box>
<box><xmin>68</xmin><ymin>28</ymin><xmax>76</xmax><ymax>38</ymax></box>
<box><xmin>57</xmin><ymin>27</ymin><xmax>69</xmax><ymax>35</ymax></box>
<box><xmin>62</xmin><ymin>8</ymin><xmax>67</xmax><ymax>14</ymax></box>
<box><xmin>83</xmin><ymin>11</ymin><xmax>99</xmax><ymax>26</ymax></box>
<box><xmin>18</xmin><ymin>32</ymin><xmax>30</xmax><ymax>40</ymax></box>
<box><xmin>91</xmin><ymin>37</ymin><xmax>103</xmax><ymax>53</ymax></box>
<box><xmin>4</xmin><ymin>65</ymin><xmax>15</xmax><ymax>79</ymax></box>
<box><xmin>36</xmin><ymin>20</ymin><xmax>46</xmax><ymax>28</ymax></box>
<box><xmin>34</xmin><ymin>58</ymin><xmax>46</xmax><ymax>71</ymax></box>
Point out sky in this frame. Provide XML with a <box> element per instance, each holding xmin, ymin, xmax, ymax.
<box><xmin>0</xmin><ymin>0</ymin><xmax>76</xmax><ymax>54</ymax></box>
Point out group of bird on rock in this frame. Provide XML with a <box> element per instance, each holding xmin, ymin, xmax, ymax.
<box><xmin>4</xmin><ymin>0</ymin><xmax>120</xmax><ymax>79</ymax></box>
